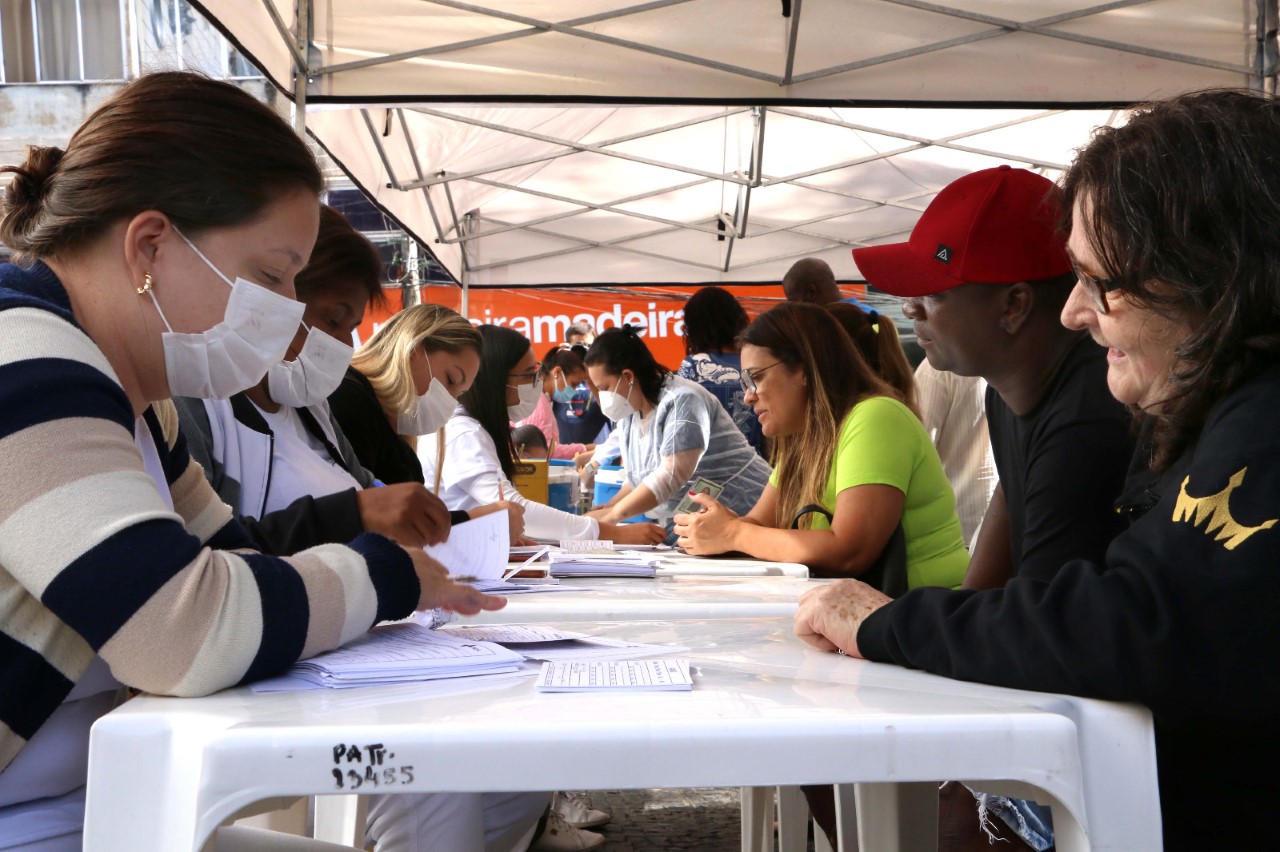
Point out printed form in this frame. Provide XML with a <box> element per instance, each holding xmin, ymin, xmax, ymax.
<box><xmin>536</xmin><ymin>658</ymin><xmax>693</xmax><ymax>692</ymax></box>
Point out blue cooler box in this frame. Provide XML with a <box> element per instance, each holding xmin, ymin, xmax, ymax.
<box><xmin>592</xmin><ymin>465</ymin><xmax>650</xmax><ymax>524</ymax></box>
<box><xmin>547</xmin><ymin>459</ymin><xmax>577</xmax><ymax>513</ymax></box>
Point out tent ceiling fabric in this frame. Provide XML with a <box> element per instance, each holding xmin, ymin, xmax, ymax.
<box><xmin>308</xmin><ymin>103</ymin><xmax>1120</xmax><ymax>285</ymax></box>
<box><xmin>194</xmin><ymin>0</ymin><xmax>1272</xmax><ymax>285</ymax></box>
<box><xmin>201</xmin><ymin>0</ymin><xmax>1262</xmax><ymax>103</ymax></box>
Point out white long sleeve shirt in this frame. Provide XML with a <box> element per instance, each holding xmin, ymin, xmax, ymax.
<box><xmin>419</xmin><ymin>410</ymin><xmax>599</xmax><ymax>541</ymax></box>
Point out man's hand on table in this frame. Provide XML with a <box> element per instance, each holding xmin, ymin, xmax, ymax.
<box><xmin>793</xmin><ymin>579</ymin><xmax>891</xmax><ymax>658</ymax></box>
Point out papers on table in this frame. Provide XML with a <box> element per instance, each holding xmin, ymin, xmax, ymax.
<box><xmin>442</xmin><ymin>624</ymin><xmax>589</xmax><ymax>643</ymax></box>
<box><xmin>465</xmin><ymin>579</ymin><xmax>576</xmax><ymax>595</ymax></box>
<box><xmin>440</xmin><ymin>625</ymin><xmax>688</xmax><ymax>662</ymax></box>
<box><xmin>253</xmin><ymin>622</ymin><xmax>524</xmax><ymax>692</ymax></box>
<box><xmin>251</xmin><ymin>623</ymin><xmax>687</xmax><ymax>692</ymax></box>
<box><xmin>536</xmin><ymin>659</ymin><xmax>693</xmax><ymax>692</ymax></box>
<box><xmin>547</xmin><ymin>549</ymin><xmax>665</xmax><ymax>578</ymax></box>
<box><xmin>426</xmin><ymin>509</ymin><xmax>509</xmax><ymax>580</ymax></box>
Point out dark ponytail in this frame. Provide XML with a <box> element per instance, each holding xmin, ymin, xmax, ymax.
<box><xmin>825</xmin><ymin>302</ymin><xmax>918</xmax><ymax>416</ymax></box>
<box><xmin>584</xmin><ymin>324</ymin><xmax>669</xmax><ymax>405</ymax></box>
<box><xmin>460</xmin><ymin>325</ymin><xmax>531</xmax><ymax>480</ymax></box>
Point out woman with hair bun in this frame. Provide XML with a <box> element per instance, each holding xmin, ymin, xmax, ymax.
<box><xmin>0</xmin><ymin>72</ymin><xmax>500</xmax><ymax>850</ymax></box>
<box><xmin>584</xmin><ymin>324</ymin><xmax>772</xmax><ymax>538</ymax></box>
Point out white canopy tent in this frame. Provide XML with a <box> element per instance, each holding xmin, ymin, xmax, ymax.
<box><xmin>192</xmin><ymin>0</ymin><xmax>1276</xmax><ymax>287</ymax></box>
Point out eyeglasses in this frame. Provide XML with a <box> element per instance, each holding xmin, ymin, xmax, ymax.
<box><xmin>1072</xmin><ymin>262</ymin><xmax>1120</xmax><ymax>315</ymax></box>
<box><xmin>508</xmin><ymin>364</ymin><xmax>541</xmax><ymax>386</ymax></box>
<box><xmin>740</xmin><ymin>361</ymin><xmax>783</xmax><ymax>394</ymax></box>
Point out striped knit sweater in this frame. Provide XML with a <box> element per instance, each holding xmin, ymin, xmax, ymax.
<box><xmin>0</xmin><ymin>261</ymin><xmax>419</xmax><ymax>775</ymax></box>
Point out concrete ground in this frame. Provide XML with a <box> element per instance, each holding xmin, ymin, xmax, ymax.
<box><xmin>569</xmin><ymin>788</ymin><xmax>816</xmax><ymax>852</ymax></box>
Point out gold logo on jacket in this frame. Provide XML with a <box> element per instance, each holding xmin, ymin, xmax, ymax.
<box><xmin>1172</xmin><ymin>467</ymin><xmax>1277</xmax><ymax>550</ymax></box>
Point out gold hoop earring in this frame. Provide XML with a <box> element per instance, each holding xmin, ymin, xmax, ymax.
<box><xmin>137</xmin><ymin>273</ymin><xmax>154</xmax><ymax>295</ymax></box>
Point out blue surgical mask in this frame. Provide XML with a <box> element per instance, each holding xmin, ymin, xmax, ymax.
<box><xmin>551</xmin><ymin>371</ymin><xmax>577</xmax><ymax>403</ymax></box>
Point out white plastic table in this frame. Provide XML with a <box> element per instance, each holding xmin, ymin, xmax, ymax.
<box><xmin>463</xmin><ymin>575</ymin><xmax>830</xmax><ymax>623</ymax></box>
<box><xmin>84</xmin><ymin>617</ymin><xmax>1160</xmax><ymax>851</ymax></box>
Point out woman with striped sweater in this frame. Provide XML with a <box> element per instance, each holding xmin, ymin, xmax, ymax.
<box><xmin>0</xmin><ymin>72</ymin><xmax>502</xmax><ymax>851</ymax></box>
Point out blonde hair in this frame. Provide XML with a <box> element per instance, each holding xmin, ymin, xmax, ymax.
<box><xmin>741</xmin><ymin>303</ymin><xmax>893</xmax><ymax>529</ymax></box>
<box><xmin>350</xmin><ymin>303</ymin><xmax>482</xmax><ymax>422</ymax></box>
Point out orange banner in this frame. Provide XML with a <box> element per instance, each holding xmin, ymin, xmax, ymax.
<box><xmin>355</xmin><ymin>283</ymin><xmax>867</xmax><ymax>368</ymax></box>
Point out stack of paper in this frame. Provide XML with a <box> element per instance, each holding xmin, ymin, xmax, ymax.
<box><xmin>547</xmin><ymin>549</ymin><xmax>664</xmax><ymax>578</ymax></box>
<box><xmin>275</xmin><ymin>622</ymin><xmax>525</xmax><ymax>689</ymax></box>
<box><xmin>535</xmin><ymin>659</ymin><xmax>694</xmax><ymax>692</ymax></box>
<box><xmin>439</xmin><ymin>624</ymin><xmax>688</xmax><ymax>661</ymax></box>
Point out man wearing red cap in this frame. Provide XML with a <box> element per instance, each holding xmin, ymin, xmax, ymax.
<box><xmin>854</xmin><ymin>165</ymin><xmax>1134</xmax><ymax>591</ymax></box>
<box><xmin>852</xmin><ymin>166</ymin><xmax>1136</xmax><ymax>849</ymax></box>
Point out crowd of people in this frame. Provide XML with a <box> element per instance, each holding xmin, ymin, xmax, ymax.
<box><xmin>0</xmin><ymin>69</ymin><xmax>1275</xmax><ymax>852</ymax></box>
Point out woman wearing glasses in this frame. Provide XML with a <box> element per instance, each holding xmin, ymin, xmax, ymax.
<box><xmin>675</xmin><ymin>303</ymin><xmax>968</xmax><ymax>589</ymax></box>
<box><xmin>421</xmin><ymin>325</ymin><xmax>665</xmax><ymax>545</ymax></box>
<box><xmin>584</xmin><ymin>325</ymin><xmax>772</xmax><ymax>538</ymax></box>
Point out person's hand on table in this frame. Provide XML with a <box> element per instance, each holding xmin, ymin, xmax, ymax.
<box><xmin>512</xmin><ymin>535</ymin><xmax>538</xmax><ymax>547</ymax></box>
<box><xmin>600</xmin><ymin>521</ymin><xmax>666</xmax><ymax>545</ymax></box>
<box><xmin>406</xmin><ymin>550</ymin><xmax>507</xmax><ymax>615</ymax></box>
<box><xmin>793</xmin><ymin>580</ymin><xmax>891</xmax><ymax>658</ymax></box>
<box><xmin>356</xmin><ymin>482</ymin><xmax>451</xmax><ymax>546</ymax></box>
<box><xmin>467</xmin><ymin>500</ymin><xmax>526</xmax><ymax>541</ymax></box>
<box><xmin>673</xmin><ymin>492</ymin><xmax>739</xmax><ymax>554</ymax></box>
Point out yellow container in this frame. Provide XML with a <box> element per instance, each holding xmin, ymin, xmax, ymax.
<box><xmin>511</xmin><ymin>458</ymin><xmax>549</xmax><ymax>504</ymax></box>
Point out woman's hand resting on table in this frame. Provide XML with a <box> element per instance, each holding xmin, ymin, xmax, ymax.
<box><xmin>405</xmin><ymin>550</ymin><xmax>507</xmax><ymax>615</ymax></box>
<box><xmin>792</xmin><ymin>580</ymin><xmax>892</xmax><ymax>658</ymax></box>
<box><xmin>672</xmin><ymin>492</ymin><xmax>740</xmax><ymax>555</ymax></box>
<box><xmin>599</xmin><ymin>521</ymin><xmax>667</xmax><ymax>545</ymax></box>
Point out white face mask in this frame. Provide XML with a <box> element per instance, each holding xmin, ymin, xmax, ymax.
<box><xmin>150</xmin><ymin>229</ymin><xmax>304</xmax><ymax>399</ymax></box>
<box><xmin>507</xmin><ymin>380</ymin><xmax>541</xmax><ymax>422</ymax></box>
<box><xmin>396</xmin><ymin>359</ymin><xmax>457</xmax><ymax>436</ymax></box>
<box><xmin>598</xmin><ymin>375</ymin><xmax>637</xmax><ymax>422</ymax></box>
<box><xmin>267</xmin><ymin>323</ymin><xmax>355</xmax><ymax>408</ymax></box>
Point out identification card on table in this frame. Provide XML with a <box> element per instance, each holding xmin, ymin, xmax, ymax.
<box><xmin>536</xmin><ymin>659</ymin><xmax>693</xmax><ymax>692</ymax></box>
<box><xmin>675</xmin><ymin>477</ymin><xmax>723</xmax><ymax>515</ymax></box>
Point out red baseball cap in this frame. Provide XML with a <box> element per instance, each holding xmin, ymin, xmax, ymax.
<box><xmin>852</xmin><ymin>165</ymin><xmax>1072</xmax><ymax>297</ymax></box>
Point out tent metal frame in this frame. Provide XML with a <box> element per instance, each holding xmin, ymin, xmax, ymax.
<box><xmin>288</xmin><ymin>0</ymin><xmax>1260</xmax><ymax>93</ymax></box>
<box><xmin>353</xmin><ymin>103</ymin><xmax>1074</xmax><ymax>276</ymax></box>
<box><xmin>245</xmin><ymin>0</ymin><xmax>1276</xmax><ymax>288</ymax></box>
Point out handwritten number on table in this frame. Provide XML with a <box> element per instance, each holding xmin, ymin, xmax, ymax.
<box><xmin>330</xmin><ymin>742</ymin><xmax>415</xmax><ymax>789</ymax></box>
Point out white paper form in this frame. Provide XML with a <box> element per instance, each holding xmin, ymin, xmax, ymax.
<box><xmin>281</xmin><ymin>622</ymin><xmax>525</xmax><ymax>688</ymax></box>
<box><xmin>427</xmin><ymin>509</ymin><xmax>510</xmax><ymax>580</ymax></box>
<box><xmin>440</xmin><ymin>625</ymin><xmax>589</xmax><ymax>644</ymax></box>
<box><xmin>518</xmin><ymin>636</ymin><xmax>690</xmax><ymax>663</ymax></box>
<box><xmin>536</xmin><ymin>659</ymin><xmax>693</xmax><ymax>692</ymax></box>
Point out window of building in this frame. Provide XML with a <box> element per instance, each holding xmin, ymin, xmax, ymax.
<box><xmin>0</xmin><ymin>0</ymin><xmax>259</xmax><ymax>83</ymax></box>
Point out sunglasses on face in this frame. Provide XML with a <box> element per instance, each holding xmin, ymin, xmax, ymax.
<box><xmin>1072</xmin><ymin>262</ymin><xmax>1121</xmax><ymax>315</ymax></box>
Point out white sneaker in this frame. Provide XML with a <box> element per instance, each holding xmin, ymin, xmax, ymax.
<box><xmin>530</xmin><ymin>810</ymin><xmax>605</xmax><ymax>851</ymax></box>
<box><xmin>553</xmin><ymin>791</ymin><xmax>611</xmax><ymax>829</ymax></box>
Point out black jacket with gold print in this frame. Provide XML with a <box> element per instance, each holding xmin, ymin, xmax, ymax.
<box><xmin>858</xmin><ymin>362</ymin><xmax>1280</xmax><ymax>850</ymax></box>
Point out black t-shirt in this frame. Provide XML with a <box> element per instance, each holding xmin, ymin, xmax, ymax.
<box><xmin>985</xmin><ymin>335</ymin><xmax>1135</xmax><ymax>582</ymax></box>
<box><xmin>328</xmin><ymin>366</ymin><xmax>424</xmax><ymax>485</ymax></box>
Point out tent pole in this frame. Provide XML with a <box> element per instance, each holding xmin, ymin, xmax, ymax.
<box><xmin>460</xmin><ymin>210</ymin><xmax>478</xmax><ymax>317</ymax></box>
<box><xmin>1253</xmin><ymin>0</ymin><xmax>1278</xmax><ymax>94</ymax></box>
<box><xmin>294</xmin><ymin>0</ymin><xmax>311</xmax><ymax>134</ymax></box>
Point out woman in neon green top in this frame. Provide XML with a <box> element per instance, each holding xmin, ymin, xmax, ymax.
<box><xmin>675</xmin><ymin>302</ymin><xmax>968</xmax><ymax>589</ymax></box>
